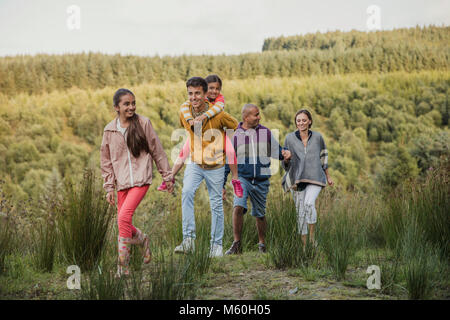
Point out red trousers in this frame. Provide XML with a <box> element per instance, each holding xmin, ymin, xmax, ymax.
<box><xmin>117</xmin><ymin>185</ymin><xmax>149</xmax><ymax>238</ymax></box>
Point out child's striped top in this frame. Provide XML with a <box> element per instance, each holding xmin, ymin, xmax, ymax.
<box><xmin>180</xmin><ymin>94</ymin><xmax>225</xmax><ymax>121</ymax></box>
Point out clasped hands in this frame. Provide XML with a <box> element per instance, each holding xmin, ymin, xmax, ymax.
<box><xmin>281</xmin><ymin>149</ymin><xmax>292</xmax><ymax>161</ymax></box>
<box><xmin>188</xmin><ymin>114</ymin><xmax>208</xmax><ymax>127</ymax></box>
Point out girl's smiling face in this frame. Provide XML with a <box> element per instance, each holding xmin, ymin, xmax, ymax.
<box><xmin>206</xmin><ymin>82</ymin><xmax>221</xmax><ymax>101</ymax></box>
<box><xmin>114</xmin><ymin>93</ymin><xmax>136</xmax><ymax>119</ymax></box>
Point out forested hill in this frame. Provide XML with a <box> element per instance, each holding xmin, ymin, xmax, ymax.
<box><xmin>262</xmin><ymin>25</ymin><xmax>449</xmax><ymax>51</ymax></box>
<box><xmin>0</xmin><ymin>26</ymin><xmax>448</xmax><ymax>205</ymax></box>
<box><xmin>0</xmin><ymin>26</ymin><xmax>448</xmax><ymax>97</ymax></box>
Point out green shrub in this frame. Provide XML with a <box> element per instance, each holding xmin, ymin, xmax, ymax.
<box><xmin>126</xmin><ymin>247</ymin><xmax>197</xmax><ymax>300</ymax></box>
<box><xmin>32</xmin><ymin>222</ymin><xmax>57</xmax><ymax>273</ymax></box>
<box><xmin>401</xmin><ymin>219</ymin><xmax>439</xmax><ymax>300</ymax></box>
<box><xmin>81</xmin><ymin>264</ymin><xmax>125</xmax><ymax>300</ymax></box>
<box><xmin>266</xmin><ymin>191</ymin><xmax>315</xmax><ymax>269</ymax></box>
<box><xmin>318</xmin><ymin>202</ymin><xmax>358</xmax><ymax>280</ymax></box>
<box><xmin>57</xmin><ymin>169</ymin><xmax>114</xmax><ymax>272</ymax></box>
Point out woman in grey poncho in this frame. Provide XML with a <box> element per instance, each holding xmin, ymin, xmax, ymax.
<box><xmin>282</xmin><ymin>109</ymin><xmax>333</xmax><ymax>247</ymax></box>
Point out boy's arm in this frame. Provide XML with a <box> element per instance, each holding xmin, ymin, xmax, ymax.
<box><xmin>205</xmin><ymin>94</ymin><xmax>225</xmax><ymax>119</ymax></box>
<box><xmin>195</xmin><ymin>95</ymin><xmax>225</xmax><ymax>122</ymax></box>
<box><xmin>223</xmin><ymin>133</ymin><xmax>236</xmax><ymax>188</ymax></box>
<box><xmin>180</xmin><ymin>110</ymin><xmax>193</xmax><ymax>132</ymax></box>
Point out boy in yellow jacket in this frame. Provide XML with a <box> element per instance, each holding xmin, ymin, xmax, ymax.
<box><xmin>175</xmin><ymin>77</ymin><xmax>238</xmax><ymax>258</ymax></box>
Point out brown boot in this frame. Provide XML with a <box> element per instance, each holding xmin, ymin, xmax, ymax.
<box><xmin>133</xmin><ymin>228</ymin><xmax>151</xmax><ymax>264</ymax></box>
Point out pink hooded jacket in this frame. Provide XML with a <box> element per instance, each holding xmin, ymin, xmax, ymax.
<box><xmin>100</xmin><ymin>114</ymin><xmax>172</xmax><ymax>193</ymax></box>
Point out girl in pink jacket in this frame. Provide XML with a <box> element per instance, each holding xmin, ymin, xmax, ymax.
<box><xmin>101</xmin><ymin>88</ymin><xmax>173</xmax><ymax>277</ymax></box>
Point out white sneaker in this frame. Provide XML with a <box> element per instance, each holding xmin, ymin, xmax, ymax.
<box><xmin>209</xmin><ymin>244</ymin><xmax>223</xmax><ymax>258</ymax></box>
<box><xmin>174</xmin><ymin>237</ymin><xmax>195</xmax><ymax>254</ymax></box>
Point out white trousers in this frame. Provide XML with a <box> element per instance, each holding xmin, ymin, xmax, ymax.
<box><xmin>292</xmin><ymin>184</ymin><xmax>322</xmax><ymax>235</ymax></box>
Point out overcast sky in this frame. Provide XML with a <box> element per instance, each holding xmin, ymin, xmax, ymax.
<box><xmin>0</xmin><ymin>0</ymin><xmax>449</xmax><ymax>57</ymax></box>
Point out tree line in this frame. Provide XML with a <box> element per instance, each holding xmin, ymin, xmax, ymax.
<box><xmin>262</xmin><ymin>25</ymin><xmax>449</xmax><ymax>51</ymax></box>
<box><xmin>0</xmin><ymin>26</ymin><xmax>448</xmax><ymax>96</ymax></box>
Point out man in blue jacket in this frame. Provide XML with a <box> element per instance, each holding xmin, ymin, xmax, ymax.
<box><xmin>223</xmin><ymin>104</ymin><xmax>291</xmax><ymax>254</ymax></box>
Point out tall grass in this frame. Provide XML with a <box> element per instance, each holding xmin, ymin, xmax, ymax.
<box><xmin>0</xmin><ymin>216</ymin><xmax>13</xmax><ymax>274</ymax></box>
<box><xmin>317</xmin><ymin>200</ymin><xmax>358</xmax><ymax>281</ymax></box>
<box><xmin>408</xmin><ymin>167</ymin><xmax>449</xmax><ymax>258</ymax></box>
<box><xmin>81</xmin><ymin>264</ymin><xmax>125</xmax><ymax>300</ymax></box>
<box><xmin>382</xmin><ymin>194</ymin><xmax>406</xmax><ymax>250</ymax></box>
<box><xmin>184</xmin><ymin>215</ymin><xmax>213</xmax><ymax>278</ymax></box>
<box><xmin>0</xmin><ymin>183</ymin><xmax>15</xmax><ymax>275</ymax></box>
<box><xmin>126</xmin><ymin>246</ymin><xmax>197</xmax><ymax>300</ymax></box>
<box><xmin>57</xmin><ymin>169</ymin><xmax>114</xmax><ymax>272</ymax></box>
<box><xmin>401</xmin><ymin>218</ymin><xmax>439</xmax><ymax>299</ymax></box>
<box><xmin>266</xmin><ymin>191</ymin><xmax>314</xmax><ymax>269</ymax></box>
<box><xmin>32</xmin><ymin>222</ymin><xmax>57</xmax><ymax>272</ymax></box>
<box><xmin>379</xmin><ymin>165</ymin><xmax>449</xmax><ymax>299</ymax></box>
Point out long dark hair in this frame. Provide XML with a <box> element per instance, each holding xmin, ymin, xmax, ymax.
<box><xmin>113</xmin><ymin>88</ymin><xmax>150</xmax><ymax>158</ymax></box>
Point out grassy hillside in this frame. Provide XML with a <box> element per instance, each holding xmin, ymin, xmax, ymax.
<box><xmin>0</xmin><ymin>25</ymin><xmax>448</xmax><ymax>301</ymax></box>
<box><xmin>0</xmin><ymin>70</ymin><xmax>448</xmax><ymax>205</ymax></box>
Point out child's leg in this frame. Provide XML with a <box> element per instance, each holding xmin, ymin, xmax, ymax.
<box><xmin>224</xmin><ymin>135</ymin><xmax>243</xmax><ymax>197</ymax></box>
<box><xmin>117</xmin><ymin>185</ymin><xmax>150</xmax><ymax>238</ymax></box>
<box><xmin>116</xmin><ymin>185</ymin><xmax>150</xmax><ymax>275</ymax></box>
<box><xmin>117</xmin><ymin>189</ymin><xmax>137</xmax><ymax>238</ymax></box>
<box><xmin>174</xmin><ymin>137</ymin><xmax>190</xmax><ymax>174</ymax></box>
<box><xmin>225</xmin><ymin>135</ymin><xmax>238</xmax><ymax>180</ymax></box>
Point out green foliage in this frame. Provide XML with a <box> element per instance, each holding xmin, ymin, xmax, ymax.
<box><xmin>126</xmin><ymin>248</ymin><xmax>197</xmax><ymax>300</ymax></box>
<box><xmin>57</xmin><ymin>169</ymin><xmax>114</xmax><ymax>272</ymax></box>
<box><xmin>262</xmin><ymin>26</ymin><xmax>449</xmax><ymax>52</ymax></box>
<box><xmin>317</xmin><ymin>201</ymin><xmax>359</xmax><ymax>280</ymax></box>
<box><xmin>0</xmin><ymin>70</ymin><xmax>448</xmax><ymax>203</ymax></box>
<box><xmin>410</xmin><ymin>131</ymin><xmax>449</xmax><ymax>172</ymax></box>
<box><xmin>376</xmin><ymin>144</ymin><xmax>420</xmax><ymax>188</ymax></box>
<box><xmin>32</xmin><ymin>222</ymin><xmax>57</xmax><ymax>273</ymax></box>
<box><xmin>401</xmin><ymin>219</ymin><xmax>440</xmax><ymax>300</ymax></box>
<box><xmin>0</xmin><ymin>27</ymin><xmax>448</xmax><ymax>96</ymax></box>
<box><xmin>0</xmin><ymin>182</ymin><xmax>17</xmax><ymax>275</ymax></box>
<box><xmin>81</xmin><ymin>266</ymin><xmax>126</xmax><ymax>300</ymax></box>
<box><xmin>266</xmin><ymin>191</ymin><xmax>315</xmax><ymax>269</ymax></box>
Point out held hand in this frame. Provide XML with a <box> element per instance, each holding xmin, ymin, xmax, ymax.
<box><xmin>222</xmin><ymin>188</ymin><xmax>226</xmax><ymax>201</ymax></box>
<box><xmin>194</xmin><ymin>114</ymin><xmax>207</xmax><ymax>124</ymax></box>
<box><xmin>166</xmin><ymin>180</ymin><xmax>174</xmax><ymax>193</ymax></box>
<box><xmin>106</xmin><ymin>191</ymin><xmax>115</xmax><ymax>207</ymax></box>
<box><xmin>188</xmin><ymin>119</ymin><xmax>194</xmax><ymax>127</ymax></box>
<box><xmin>282</xmin><ymin>149</ymin><xmax>291</xmax><ymax>161</ymax></box>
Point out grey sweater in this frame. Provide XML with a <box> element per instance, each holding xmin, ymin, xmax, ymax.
<box><xmin>282</xmin><ymin>130</ymin><xmax>328</xmax><ymax>192</ymax></box>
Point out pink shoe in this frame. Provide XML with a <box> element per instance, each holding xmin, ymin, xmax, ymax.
<box><xmin>232</xmin><ymin>179</ymin><xmax>243</xmax><ymax>198</ymax></box>
<box><xmin>157</xmin><ymin>179</ymin><xmax>175</xmax><ymax>192</ymax></box>
<box><xmin>157</xmin><ymin>181</ymin><xmax>167</xmax><ymax>191</ymax></box>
